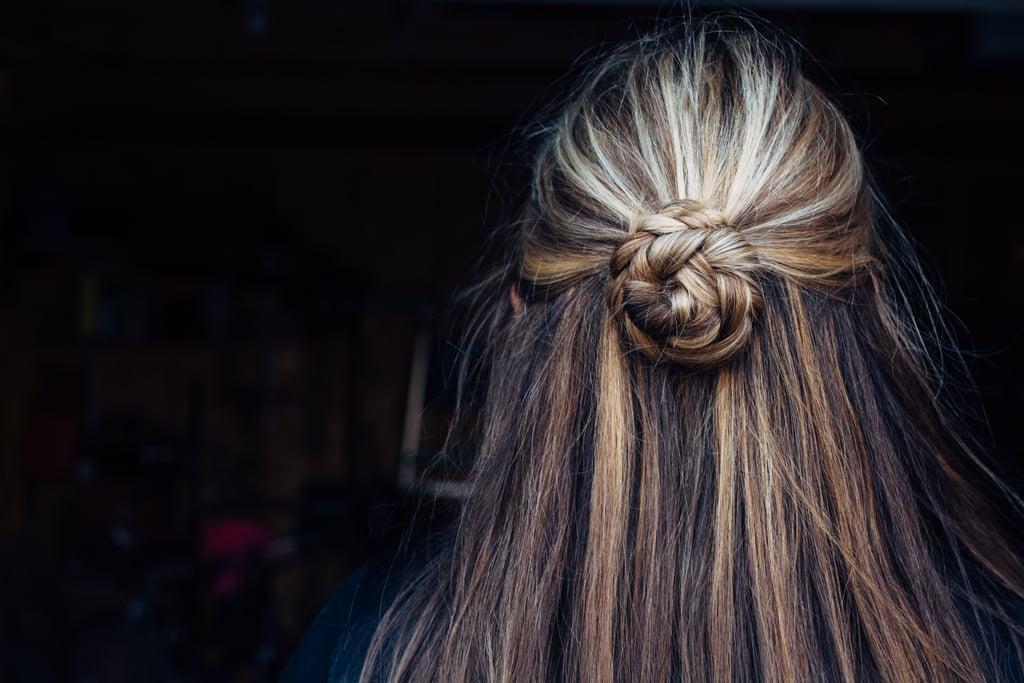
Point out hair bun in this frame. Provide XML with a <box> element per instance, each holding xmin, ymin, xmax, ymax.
<box><xmin>608</xmin><ymin>200</ymin><xmax>764</xmax><ymax>367</ymax></box>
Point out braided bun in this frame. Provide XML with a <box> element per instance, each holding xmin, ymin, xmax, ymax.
<box><xmin>608</xmin><ymin>200</ymin><xmax>764</xmax><ymax>367</ymax></box>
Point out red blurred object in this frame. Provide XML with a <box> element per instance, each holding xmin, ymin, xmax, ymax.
<box><xmin>201</xmin><ymin>518</ymin><xmax>272</xmax><ymax>597</ymax></box>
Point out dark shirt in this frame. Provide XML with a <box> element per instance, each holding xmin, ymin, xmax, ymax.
<box><xmin>279</xmin><ymin>556</ymin><xmax>1024</xmax><ymax>682</ymax></box>
<box><xmin>277</xmin><ymin>557</ymin><xmax>401</xmax><ymax>683</ymax></box>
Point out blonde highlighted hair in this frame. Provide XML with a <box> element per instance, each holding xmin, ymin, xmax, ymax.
<box><xmin>362</xmin><ymin>14</ymin><xmax>1024</xmax><ymax>682</ymax></box>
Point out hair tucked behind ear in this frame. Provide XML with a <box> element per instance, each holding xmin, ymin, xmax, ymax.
<box><xmin>360</xmin><ymin>14</ymin><xmax>1024</xmax><ymax>682</ymax></box>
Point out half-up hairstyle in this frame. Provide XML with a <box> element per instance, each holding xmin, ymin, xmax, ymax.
<box><xmin>360</xmin><ymin>14</ymin><xmax>1024</xmax><ymax>682</ymax></box>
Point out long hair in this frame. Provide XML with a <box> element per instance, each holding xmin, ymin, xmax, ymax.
<box><xmin>362</xmin><ymin>15</ymin><xmax>1024</xmax><ymax>682</ymax></box>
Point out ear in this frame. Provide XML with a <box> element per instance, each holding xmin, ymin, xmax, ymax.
<box><xmin>509</xmin><ymin>285</ymin><xmax>523</xmax><ymax>314</ymax></box>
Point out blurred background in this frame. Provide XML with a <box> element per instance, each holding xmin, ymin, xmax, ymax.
<box><xmin>0</xmin><ymin>1</ymin><xmax>1021</xmax><ymax>681</ymax></box>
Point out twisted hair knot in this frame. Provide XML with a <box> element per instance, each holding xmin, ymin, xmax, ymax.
<box><xmin>608</xmin><ymin>200</ymin><xmax>765</xmax><ymax>367</ymax></box>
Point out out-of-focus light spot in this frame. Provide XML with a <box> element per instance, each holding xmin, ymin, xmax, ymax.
<box><xmin>247</xmin><ymin>12</ymin><xmax>269</xmax><ymax>35</ymax></box>
<box><xmin>247</xmin><ymin>0</ymin><xmax>270</xmax><ymax>35</ymax></box>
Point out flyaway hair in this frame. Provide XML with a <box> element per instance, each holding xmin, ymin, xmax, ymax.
<box><xmin>359</xmin><ymin>14</ymin><xmax>1024</xmax><ymax>682</ymax></box>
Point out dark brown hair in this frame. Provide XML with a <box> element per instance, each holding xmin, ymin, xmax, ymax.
<box><xmin>361</xmin><ymin>14</ymin><xmax>1024</xmax><ymax>682</ymax></box>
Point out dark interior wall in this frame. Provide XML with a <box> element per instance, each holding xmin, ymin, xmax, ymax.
<box><xmin>0</xmin><ymin>2</ymin><xmax>1021</xmax><ymax>682</ymax></box>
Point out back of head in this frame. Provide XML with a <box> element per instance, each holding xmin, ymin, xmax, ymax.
<box><xmin>363</xmin><ymin>15</ymin><xmax>1024</xmax><ymax>683</ymax></box>
<box><xmin>523</xmin><ymin>21</ymin><xmax>871</xmax><ymax>367</ymax></box>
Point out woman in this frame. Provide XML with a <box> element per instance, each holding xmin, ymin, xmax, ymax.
<box><xmin>282</xmin><ymin>14</ymin><xmax>1024</xmax><ymax>682</ymax></box>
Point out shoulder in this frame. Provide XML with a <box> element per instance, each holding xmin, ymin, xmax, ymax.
<box><xmin>277</xmin><ymin>558</ymin><xmax>405</xmax><ymax>683</ymax></box>
<box><xmin>276</xmin><ymin>532</ymin><xmax>447</xmax><ymax>683</ymax></box>
<box><xmin>980</xmin><ymin>595</ymin><xmax>1024</xmax><ymax>681</ymax></box>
